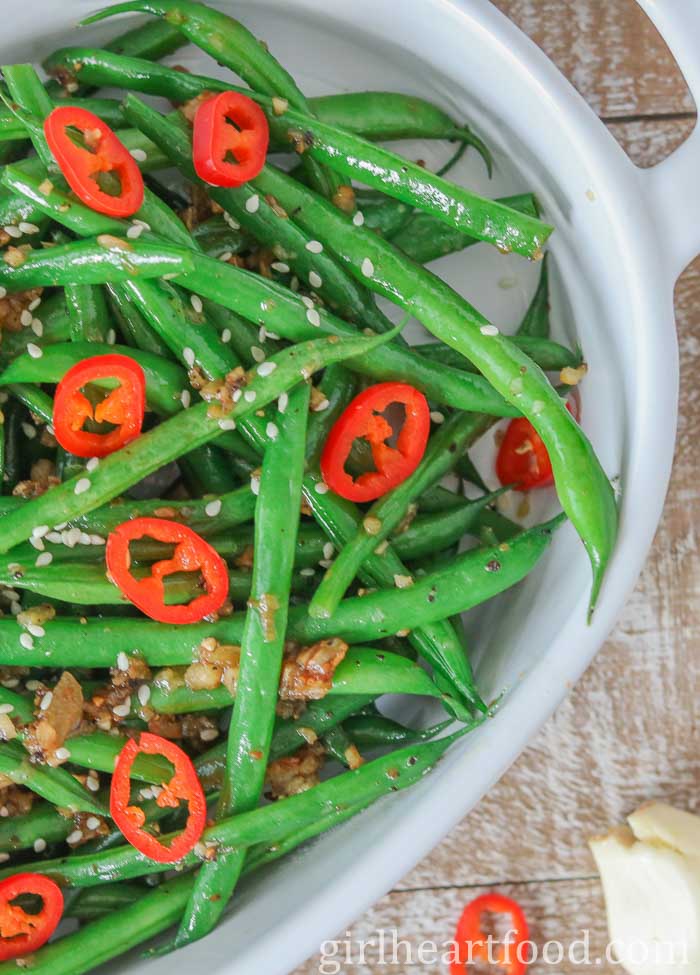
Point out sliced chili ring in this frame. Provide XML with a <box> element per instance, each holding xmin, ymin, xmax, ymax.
<box><xmin>44</xmin><ymin>106</ymin><xmax>144</xmax><ymax>218</ymax></box>
<box><xmin>110</xmin><ymin>732</ymin><xmax>206</xmax><ymax>863</ymax></box>
<box><xmin>450</xmin><ymin>892</ymin><xmax>530</xmax><ymax>975</ymax></box>
<box><xmin>193</xmin><ymin>90</ymin><xmax>270</xmax><ymax>188</ymax></box>
<box><xmin>320</xmin><ymin>382</ymin><xmax>430</xmax><ymax>502</ymax></box>
<box><xmin>0</xmin><ymin>872</ymin><xmax>63</xmax><ymax>961</ymax></box>
<box><xmin>496</xmin><ymin>397</ymin><xmax>580</xmax><ymax>492</ymax></box>
<box><xmin>106</xmin><ymin>517</ymin><xmax>229</xmax><ymax>624</ymax></box>
<box><xmin>53</xmin><ymin>354</ymin><xmax>146</xmax><ymax>459</ymax></box>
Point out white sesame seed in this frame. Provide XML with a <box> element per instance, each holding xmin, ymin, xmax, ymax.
<box><xmin>86</xmin><ymin>775</ymin><xmax>100</xmax><ymax>792</ymax></box>
<box><xmin>21</xmin><ymin>422</ymin><xmax>36</xmax><ymax>440</ymax></box>
<box><xmin>353</xmin><ymin>211</ymin><xmax>365</xmax><ymax>227</ymax></box>
<box><xmin>28</xmin><ymin>297</ymin><xmax>42</xmax><ymax>311</ymax></box>
<box><xmin>300</xmin><ymin>567</ymin><xmax>315</xmax><ymax>577</ymax></box>
<box><xmin>223</xmin><ymin>212</ymin><xmax>240</xmax><ymax>230</ymax></box>
<box><xmin>180</xmin><ymin>389</ymin><xmax>191</xmax><ymax>409</ymax></box>
<box><xmin>314</xmin><ymin>398</ymin><xmax>329</xmax><ymax>412</ymax></box>
<box><xmin>217</xmin><ymin>418</ymin><xmax>236</xmax><ymax>431</ymax></box>
<box><xmin>232</xmin><ymin>388</ymin><xmax>243</xmax><ymax>403</ymax></box>
<box><xmin>306</xmin><ymin>308</ymin><xmax>321</xmax><ymax>327</ymax></box>
<box><xmin>67</xmin><ymin>829</ymin><xmax>84</xmax><ymax>845</ymax></box>
<box><xmin>190</xmin><ymin>294</ymin><xmax>203</xmax><ymax>314</ymax></box>
<box><xmin>4</xmin><ymin>225</ymin><xmax>21</xmax><ymax>239</ymax></box>
<box><xmin>86</xmin><ymin>816</ymin><xmax>101</xmax><ymax>831</ymax></box>
<box><xmin>34</xmin><ymin>838</ymin><xmax>47</xmax><ymax>853</ymax></box>
<box><xmin>309</xmin><ymin>270</ymin><xmax>323</xmax><ymax>289</ymax></box>
<box><xmin>63</xmin><ymin>527</ymin><xmax>82</xmax><ymax>548</ymax></box>
<box><xmin>35</xmin><ymin>552</ymin><xmax>53</xmax><ymax>568</ymax></box>
<box><xmin>19</xmin><ymin>222</ymin><xmax>40</xmax><ymax>236</ymax></box>
<box><xmin>266</xmin><ymin>422</ymin><xmax>279</xmax><ymax>440</ymax></box>
<box><xmin>394</xmin><ymin>574</ymin><xmax>414</xmax><ymax>589</ymax></box>
<box><xmin>509</xmin><ymin>378</ymin><xmax>524</xmax><ymax>396</ymax></box>
<box><xmin>245</xmin><ymin>194</ymin><xmax>260</xmax><ymax>213</ymax></box>
<box><xmin>117</xmin><ymin>651</ymin><xmax>129</xmax><ymax>672</ymax></box>
<box><xmin>323</xmin><ymin>542</ymin><xmax>334</xmax><ymax>560</ymax></box>
<box><xmin>301</xmin><ymin>295</ymin><xmax>314</xmax><ymax>309</ymax></box>
<box><xmin>27</xmin><ymin>624</ymin><xmax>45</xmax><ymax>638</ymax></box>
<box><xmin>106</xmin><ymin>328</ymin><xmax>116</xmax><ymax>345</ymax></box>
<box><xmin>430</xmin><ymin>411</ymin><xmax>445</xmax><ymax>424</ymax></box>
<box><xmin>31</xmin><ymin>318</ymin><xmax>43</xmax><ymax>336</ymax></box>
<box><xmin>40</xmin><ymin>692</ymin><xmax>53</xmax><ymax>711</ymax></box>
<box><xmin>277</xmin><ymin>391</ymin><xmax>288</xmax><ymax>413</ymax></box>
<box><xmin>221</xmin><ymin>328</ymin><xmax>231</xmax><ymax>343</ymax></box>
<box><xmin>27</xmin><ymin>343</ymin><xmax>43</xmax><ymax>359</ymax></box>
<box><xmin>183</xmin><ymin>347</ymin><xmax>195</xmax><ymax>368</ymax></box>
<box><xmin>139</xmin><ymin>787</ymin><xmax>154</xmax><ymax>800</ymax></box>
<box><xmin>90</xmin><ymin>535</ymin><xmax>106</xmax><ymax>546</ymax></box>
<box><xmin>54</xmin><ymin>747</ymin><xmax>70</xmax><ymax>761</ymax></box>
<box><xmin>0</xmin><ymin>286</ymin><xmax>6</xmax><ymax>298</ymax></box>
<box><xmin>113</xmin><ymin>699</ymin><xmax>131</xmax><ymax>718</ymax></box>
<box><xmin>138</xmin><ymin>684</ymin><xmax>151</xmax><ymax>706</ymax></box>
<box><xmin>319</xmin><ymin>559</ymin><xmax>332</xmax><ymax>569</ymax></box>
<box><xmin>86</xmin><ymin>457</ymin><xmax>100</xmax><ymax>473</ymax></box>
<box><xmin>0</xmin><ymin>704</ymin><xmax>13</xmax><ymax>715</ymax></box>
<box><xmin>271</xmin><ymin>261</ymin><xmax>290</xmax><ymax>274</ymax></box>
<box><xmin>218</xmin><ymin>250</ymin><xmax>234</xmax><ymax>263</ymax></box>
<box><xmin>20</xmin><ymin>633</ymin><xmax>34</xmax><ymax>651</ymax></box>
<box><xmin>74</xmin><ymin>478</ymin><xmax>91</xmax><ymax>495</ymax></box>
<box><xmin>54</xmin><ymin>522</ymin><xmax>68</xmax><ymax>530</ymax></box>
<box><xmin>126</xmin><ymin>223</ymin><xmax>144</xmax><ymax>239</ymax></box>
<box><xmin>480</xmin><ymin>324</ymin><xmax>500</xmax><ymax>336</ymax></box>
<box><xmin>0</xmin><ymin>853</ymin><xmax>9</xmax><ymax>863</ymax></box>
<box><xmin>20</xmin><ymin>309</ymin><xmax>32</xmax><ymax>327</ymax></box>
<box><xmin>32</xmin><ymin>525</ymin><xmax>49</xmax><ymax>539</ymax></box>
<box><xmin>251</xmin><ymin>345</ymin><xmax>265</xmax><ymax>363</ymax></box>
<box><xmin>130</xmin><ymin>148</ymin><xmax>147</xmax><ymax>162</ymax></box>
<box><xmin>9</xmin><ymin>604</ymin><xmax>20</xmax><ymax>616</ymax></box>
<box><xmin>250</xmin><ymin>474</ymin><xmax>261</xmax><ymax>496</ymax></box>
<box><xmin>0</xmin><ymin>808</ymin><xmax>8</xmax><ymax>818</ymax></box>
<box><xmin>30</xmin><ymin>536</ymin><xmax>45</xmax><ymax>551</ymax></box>
<box><xmin>205</xmin><ymin>499</ymin><xmax>222</xmax><ymax>517</ymax></box>
<box><xmin>257</xmin><ymin>361</ymin><xmax>277</xmax><ymax>377</ymax></box>
<box><xmin>244</xmin><ymin>390</ymin><xmax>257</xmax><ymax>403</ymax></box>
<box><xmin>314</xmin><ymin>481</ymin><xmax>329</xmax><ymax>495</ymax></box>
<box><xmin>361</xmin><ymin>257</ymin><xmax>374</xmax><ymax>278</ymax></box>
<box><xmin>132</xmin><ymin>219</ymin><xmax>150</xmax><ymax>230</ymax></box>
<box><xmin>200</xmin><ymin>727</ymin><xmax>219</xmax><ymax>741</ymax></box>
<box><xmin>306</xmin><ymin>240</ymin><xmax>323</xmax><ymax>254</ymax></box>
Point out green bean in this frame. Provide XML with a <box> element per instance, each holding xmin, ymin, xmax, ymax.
<box><xmin>0</xmin><ymin>98</ymin><xmax>125</xmax><ymax>143</ymax></box>
<box><xmin>0</xmin><ymin>740</ymin><xmax>106</xmax><ymax>815</ymax></box>
<box><xmin>0</xmin><ymin>800</ymin><xmax>73</xmax><ymax>854</ymax></box>
<box><xmin>192</xmin><ymin>215</ymin><xmax>250</xmax><ymax>259</ymax></box>
<box><xmin>248</xmin><ymin>164</ymin><xmax>616</xmax><ymax>615</ymax></box>
<box><xmin>0</xmin><ymin>341</ymin><xmax>188</xmax><ymax>417</ymax></box>
<box><xmin>4</xmin><ymin>730</ymin><xmax>466</xmax><ymax>891</ymax></box>
<box><xmin>64</xmin><ymin>283</ymin><xmax>111</xmax><ymax>343</ymax></box>
<box><xmin>1</xmin><ymin>399</ymin><xmax>21</xmax><ymax>494</ymax></box>
<box><xmin>3</xmin><ymin>64</ymin><xmax>55</xmax><ymax>169</ymax></box>
<box><xmin>0</xmin><ymin>328</ymin><xmax>396</xmax><ymax>553</ymax></box>
<box><xmin>83</xmin><ymin>0</ymin><xmax>343</xmax><ymax>200</ymax></box>
<box><xmin>62</xmin><ymin>731</ymin><xmax>177</xmax><ymax>784</ymax></box>
<box><xmin>416</xmin><ymin>333</ymin><xmax>581</xmax><ymax>375</ymax></box>
<box><xmin>179</xmin><ymin>444</ymin><xmax>239</xmax><ymax>496</ymax></box>
<box><xmin>0</xmin><ymin>235</ymin><xmax>194</xmax><ymax>291</ymax></box>
<box><xmin>518</xmin><ymin>253</ymin><xmax>551</xmax><ymax>338</ymax></box>
<box><xmin>0</xmin><ymin>685</ymin><xmax>34</xmax><ymax>723</ymax></box>
<box><xmin>344</xmin><ymin>714</ymin><xmax>452</xmax><ymax>749</ymax></box>
<box><xmin>174</xmin><ymin>384</ymin><xmax>311</xmax><ymax>947</ymax></box>
<box><xmin>64</xmin><ymin>882</ymin><xmax>152</xmax><ymax>921</ymax></box>
<box><xmin>322</xmin><ymin>724</ymin><xmax>359</xmax><ymax>766</ymax></box>
<box><xmin>309</xmin><ymin>412</ymin><xmax>493</xmax><ymax>618</ymax></box>
<box><xmin>0</xmin><ymin>516</ymin><xmax>562</xmax><ymax>667</ymax></box>
<box><xmin>389</xmin><ymin>193</ymin><xmax>540</xmax><ymax>264</ymax></box>
<box><xmin>104</xmin><ymin>281</ymin><xmax>174</xmax><ymax>358</ymax></box>
<box><xmin>0</xmin><ymin>292</ymin><xmax>72</xmax><ymax>362</ymax></box>
<box><xmin>394</xmin><ymin>490</ymin><xmax>505</xmax><ymax>561</ymax></box>
<box><xmin>5</xmin><ymin>382</ymin><xmax>53</xmax><ymax>423</ymax></box>
<box><xmin>148</xmin><ymin>647</ymin><xmax>443</xmax><ymax>715</ymax></box>
<box><xmin>477</xmin><ymin>506</ymin><xmax>523</xmax><ymax>543</ymax></box>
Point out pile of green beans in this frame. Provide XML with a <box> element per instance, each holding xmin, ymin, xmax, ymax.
<box><xmin>0</xmin><ymin>1</ymin><xmax>615</xmax><ymax>969</ymax></box>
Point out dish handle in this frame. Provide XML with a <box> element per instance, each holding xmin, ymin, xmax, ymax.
<box><xmin>634</xmin><ymin>0</ymin><xmax>700</xmax><ymax>281</ymax></box>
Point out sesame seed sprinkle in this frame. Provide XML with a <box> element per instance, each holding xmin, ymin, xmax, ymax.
<box><xmin>205</xmin><ymin>499</ymin><xmax>222</xmax><ymax>517</ymax></box>
<box><xmin>35</xmin><ymin>552</ymin><xmax>53</xmax><ymax>568</ymax></box>
<box><xmin>117</xmin><ymin>651</ymin><xmax>129</xmax><ymax>672</ymax></box>
<box><xmin>250</xmin><ymin>474</ymin><xmax>261</xmax><ymax>496</ymax></box>
<box><xmin>55</xmin><ymin>747</ymin><xmax>71</xmax><ymax>761</ymax></box>
<box><xmin>31</xmin><ymin>318</ymin><xmax>43</xmax><ymax>336</ymax></box>
<box><xmin>34</xmin><ymin>838</ymin><xmax>47</xmax><ymax>853</ymax></box>
<box><xmin>309</xmin><ymin>270</ymin><xmax>322</xmax><ymax>289</ymax></box>
<box><xmin>27</xmin><ymin>624</ymin><xmax>45</xmax><ymax>638</ymax></box>
<box><xmin>4</xmin><ymin>225</ymin><xmax>21</xmax><ymax>239</ymax></box>
<box><xmin>251</xmin><ymin>345</ymin><xmax>265</xmax><ymax>362</ymax></box>
<box><xmin>271</xmin><ymin>261</ymin><xmax>290</xmax><ymax>274</ymax></box>
<box><xmin>31</xmin><ymin>525</ymin><xmax>49</xmax><ymax>539</ymax></box>
<box><xmin>306</xmin><ymin>240</ymin><xmax>323</xmax><ymax>254</ymax></box>
<box><xmin>126</xmin><ymin>223</ymin><xmax>144</xmax><ymax>239</ymax></box>
<box><xmin>40</xmin><ymin>692</ymin><xmax>53</xmax><ymax>711</ymax></box>
<box><xmin>86</xmin><ymin>457</ymin><xmax>100</xmax><ymax>472</ymax></box>
<box><xmin>190</xmin><ymin>294</ymin><xmax>203</xmax><ymax>314</ymax></box>
<box><xmin>106</xmin><ymin>329</ymin><xmax>116</xmax><ymax>345</ymax></box>
<box><xmin>300</xmin><ymin>567</ymin><xmax>315</xmax><ymax>577</ymax></box>
<box><xmin>183</xmin><ymin>347</ymin><xmax>195</xmax><ymax>368</ymax></box>
<box><xmin>0</xmin><ymin>704</ymin><xmax>13</xmax><ymax>715</ymax></box>
<box><xmin>20</xmin><ymin>309</ymin><xmax>32</xmax><ymax>327</ymax></box>
<box><xmin>67</xmin><ymin>829</ymin><xmax>84</xmax><ymax>845</ymax></box>
<box><xmin>323</xmin><ymin>542</ymin><xmax>334</xmax><ymax>560</ymax></box>
<box><xmin>200</xmin><ymin>727</ymin><xmax>219</xmax><ymax>741</ymax></box>
<box><xmin>27</xmin><ymin>343</ymin><xmax>43</xmax><ymax>359</ymax></box>
<box><xmin>74</xmin><ymin>478</ymin><xmax>91</xmax><ymax>495</ymax></box>
<box><xmin>306</xmin><ymin>308</ymin><xmax>321</xmax><ymax>327</ymax></box>
<box><xmin>314</xmin><ymin>481</ymin><xmax>329</xmax><ymax>495</ymax></box>
<box><xmin>361</xmin><ymin>257</ymin><xmax>374</xmax><ymax>278</ymax></box>
<box><xmin>19</xmin><ymin>222</ymin><xmax>40</xmax><ymax>235</ymax></box>
<box><xmin>480</xmin><ymin>324</ymin><xmax>500</xmax><ymax>336</ymax></box>
<box><xmin>138</xmin><ymin>684</ymin><xmax>151</xmax><ymax>706</ymax></box>
<box><xmin>244</xmin><ymin>389</ymin><xmax>257</xmax><ymax>403</ymax></box>
<box><xmin>219</xmin><ymin>250</ymin><xmax>233</xmax><ymax>262</ymax></box>
<box><xmin>353</xmin><ymin>211</ymin><xmax>365</xmax><ymax>226</ymax></box>
<box><xmin>180</xmin><ymin>389</ymin><xmax>191</xmax><ymax>409</ymax></box>
<box><xmin>266</xmin><ymin>422</ymin><xmax>279</xmax><ymax>440</ymax></box>
<box><xmin>257</xmin><ymin>361</ymin><xmax>277</xmax><ymax>377</ymax></box>
<box><xmin>277</xmin><ymin>392</ymin><xmax>288</xmax><ymax>413</ymax></box>
<box><xmin>245</xmin><ymin>194</ymin><xmax>260</xmax><ymax>213</ymax></box>
<box><xmin>130</xmin><ymin>148</ymin><xmax>147</xmax><ymax>162</ymax></box>
<box><xmin>221</xmin><ymin>328</ymin><xmax>231</xmax><ymax>343</ymax></box>
<box><xmin>30</xmin><ymin>536</ymin><xmax>45</xmax><ymax>551</ymax></box>
<box><xmin>430</xmin><ymin>411</ymin><xmax>445</xmax><ymax>424</ymax></box>
<box><xmin>21</xmin><ymin>422</ymin><xmax>36</xmax><ymax>440</ymax></box>
<box><xmin>218</xmin><ymin>418</ymin><xmax>236</xmax><ymax>431</ymax></box>
<box><xmin>86</xmin><ymin>816</ymin><xmax>101</xmax><ymax>831</ymax></box>
<box><xmin>28</xmin><ymin>297</ymin><xmax>42</xmax><ymax>311</ymax></box>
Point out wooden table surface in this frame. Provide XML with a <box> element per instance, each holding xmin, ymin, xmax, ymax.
<box><xmin>295</xmin><ymin>2</ymin><xmax>700</xmax><ymax>971</ymax></box>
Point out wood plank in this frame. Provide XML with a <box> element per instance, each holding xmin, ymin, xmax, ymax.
<box><xmin>492</xmin><ymin>0</ymin><xmax>695</xmax><ymax>119</ymax></box>
<box><xmin>293</xmin><ymin>115</ymin><xmax>700</xmax><ymax>972</ymax></box>
<box><xmin>293</xmin><ymin>879</ymin><xmax>612</xmax><ymax>973</ymax></box>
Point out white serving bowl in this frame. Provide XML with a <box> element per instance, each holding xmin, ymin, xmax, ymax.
<box><xmin>7</xmin><ymin>0</ymin><xmax>699</xmax><ymax>971</ymax></box>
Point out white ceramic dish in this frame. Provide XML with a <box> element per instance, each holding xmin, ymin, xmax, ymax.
<box><xmin>6</xmin><ymin>1</ymin><xmax>699</xmax><ymax>971</ymax></box>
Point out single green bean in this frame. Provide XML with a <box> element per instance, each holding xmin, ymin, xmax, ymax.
<box><xmin>416</xmin><ymin>333</ymin><xmax>581</xmax><ymax>374</ymax></box>
<box><xmin>518</xmin><ymin>252</ymin><xmax>551</xmax><ymax>338</ymax></box>
<box><xmin>0</xmin><ymin>740</ymin><xmax>106</xmax><ymax>815</ymax></box>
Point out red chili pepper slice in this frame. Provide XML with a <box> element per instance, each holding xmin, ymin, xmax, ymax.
<box><xmin>0</xmin><ymin>873</ymin><xmax>63</xmax><ymax>961</ymax></box>
<box><xmin>44</xmin><ymin>106</ymin><xmax>144</xmax><ymax>218</ymax></box>
<box><xmin>53</xmin><ymin>354</ymin><xmax>146</xmax><ymax>459</ymax></box>
<box><xmin>496</xmin><ymin>397</ymin><xmax>580</xmax><ymax>491</ymax></box>
<box><xmin>450</xmin><ymin>893</ymin><xmax>530</xmax><ymax>975</ymax></box>
<box><xmin>193</xmin><ymin>91</ymin><xmax>269</xmax><ymax>188</ymax></box>
<box><xmin>106</xmin><ymin>517</ymin><xmax>229</xmax><ymax>624</ymax></box>
<box><xmin>110</xmin><ymin>732</ymin><xmax>206</xmax><ymax>863</ymax></box>
<box><xmin>320</xmin><ymin>382</ymin><xmax>430</xmax><ymax>502</ymax></box>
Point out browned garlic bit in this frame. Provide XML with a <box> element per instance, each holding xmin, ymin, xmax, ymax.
<box><xmin>265</xmin><ymin>741</ymin><xmax>326</xmax><ymax>799</ymax></box>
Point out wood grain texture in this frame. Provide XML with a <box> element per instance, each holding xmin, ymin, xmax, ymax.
<box><xmin>293</xmin><ymin>4</ymin><xmax>699</xmax><ymax>972</ymax></box>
